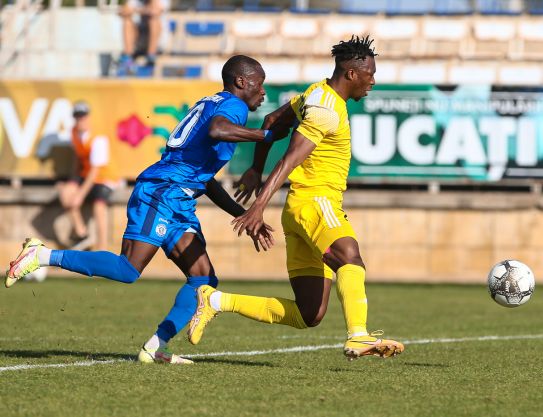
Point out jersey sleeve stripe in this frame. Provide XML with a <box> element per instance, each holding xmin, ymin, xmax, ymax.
<box><xmin>324</xmin><ymin>93</ymin><xmax>332</xmax><ymax>109</ymax></box>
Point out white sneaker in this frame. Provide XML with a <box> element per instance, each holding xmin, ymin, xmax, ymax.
<box><xmin>137</xmin><ymin>345</ymin><xmax>194</xmax><ymax>365</ymax></box>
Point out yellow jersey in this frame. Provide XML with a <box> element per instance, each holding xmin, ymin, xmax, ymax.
<box><xmin>289</xmin><ymin>79</ymin><xmax>351</xmax><ymax>199</ymax></box>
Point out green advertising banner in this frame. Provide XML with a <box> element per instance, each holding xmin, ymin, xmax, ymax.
<box><xmin>1</xmin><ymin>81</ymin><xmax>541</xmax><ymax>182</ymax></box>
<box><xmin>229</xmin><ymin>84</ymin><xmax>543</xmax><ymax>182</ymax></box>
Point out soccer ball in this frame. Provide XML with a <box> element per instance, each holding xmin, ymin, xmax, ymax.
<box><xmin>23</xmin><ymin>267</ymin><xmax>48</xmax><ymax>283</ymax></box>
<box><xmin>487</xmin><ymin>260</ymin><xmax>535</xmax><ymax>308</ymax></box>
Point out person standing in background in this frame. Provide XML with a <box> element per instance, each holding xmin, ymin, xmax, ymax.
<box><xmin>58</xmin><ymin>101</ymin><xmax>118</xmax><ymax>251</ymax></box>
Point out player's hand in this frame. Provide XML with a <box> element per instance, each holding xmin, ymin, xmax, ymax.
<box><xmin>232</xmin><ymin>203</ymin><xmax>265</xmax><ymax>237</ymax></box>
<box><xmin>249</xmin><ymin>223</ymin><xmax>275</xmax><ymax>252</ymax></box>
<box><xmin>234</xmin><ymin>167</ymin><xmax>262</xmax><ymax>205</ymax></box>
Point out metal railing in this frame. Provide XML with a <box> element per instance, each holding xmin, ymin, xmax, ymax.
<box><xmin>0</xmin><ymin>0</ymin><xmax>45</xmax><ymax>73</ymax></box>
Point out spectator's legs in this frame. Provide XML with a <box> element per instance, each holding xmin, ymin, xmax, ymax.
<box><xmin>120</xmin><ymin>5</ymin><xmax>137</xmax><ymax>56</ymax></box>
<box><xmin>93</xmin><ymin>199</ymin><xmax>108</xmax><ymax>251</ymax></box>
<box><xmin>146</xmin><ymin>0</ymin><xmax>164</xmax><ymax>63</ymax></box>
<box><xmin>58</xmin><ymin>181</ymin><xmax>87</xmax><ymax>238</ymax></box>
<box><xmin>118</xmin><ymin>3</ymin><xmax>137</xmax><ymax>75</ymax></box>
<box><xmin>147</xmin><ymin>13</ymin><xmax>161</xmax><ymax>57</ymax></box>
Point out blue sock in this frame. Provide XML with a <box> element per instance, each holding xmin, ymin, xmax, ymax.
<box><xmin>50</xmin><ymin>250</ymin><xmax>140</xmax><ymax>284</ymax></box>
<box><xmin>156</xmin><ymin>275</ymin><xmax>219</xmax><ymax>342</ymax></box>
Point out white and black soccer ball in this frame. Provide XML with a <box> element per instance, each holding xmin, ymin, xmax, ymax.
<box><xmin>23</xmin><ymin>267</ymin><xmax>48</xmax><ymax>283</ymax></box>
<box><xmin>488</xmin><ymin>260</ymin><xmax>535</xmax><ymax>308</ymax></box>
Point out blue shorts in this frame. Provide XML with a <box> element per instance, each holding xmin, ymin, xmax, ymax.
<box><xmin>123</xmin><ymin>180</ymin><xmax>205</xmax><ymax>256</ymax></box>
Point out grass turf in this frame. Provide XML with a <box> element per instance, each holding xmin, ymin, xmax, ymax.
<box><xmin>0</xmin><ymin>278</ymin><xmax>541</xmax><ymax>417</ymax></box>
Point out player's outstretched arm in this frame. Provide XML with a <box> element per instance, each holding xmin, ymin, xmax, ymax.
<box><xmin>205</xmin><ymin>178</ymin><xmax>274</xmax><ymax>251</ymax></box>
<box><xmin>232</xmin><ymin>131</ymin><xmax>316</xmax><ymax>236</ymax></box>
<box><xmin>208</xmin><ymin>116</ymin><xmax>289</xmax><ymax>144</ymax></box>
<box><xmin>205</xmin><ymin>178</ymin><xmax>245</xmax><ymax>218</ymax></box>
<box><xmin>234</xmin><ymin>102</ymin><xmax>297</xmax><ymax>204</ymax></box>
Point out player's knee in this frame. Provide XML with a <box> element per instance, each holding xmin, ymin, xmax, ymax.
<box><xmin>119</xmin><ymin>5</ymin><xmax>134</xmax><ymax>18</ymax></box>
<box><xmin>302</xmin><ymin>313</ymin><xmax>324</xmax><ymax>328</ymax></box>
<box><xmin>324</xmin><ymin>247</ymin><xmax>364</xmax><ymax>271</ymax></box>
<box><xmin>118</xmin><ymin>255</ymin><xmax>141</xmax><ymax>284</ymax></box>
<box><xmin>299</xmin><ymin>305</ymin><xmax>327</xmax><ymax>327</ymax></box>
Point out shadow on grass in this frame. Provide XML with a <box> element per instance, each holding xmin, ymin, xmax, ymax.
<box><xmin>0</xmin><ymin>350</ymin><xmax>276</xmax><ymax>367</ymax></box>
<box><xmin>193</xmin><ymin>357</ymin><xmax>275</xmax><ymax>367</ymax></box>
<box><xmin>403</xmin><ymin>362</ymin><xmax>449</xmax><ymax>368</ymax></box>
<box><xmin>0</xmin><ymin>349</ymin><xmax>133</xmax><ymax>361</ymax></box>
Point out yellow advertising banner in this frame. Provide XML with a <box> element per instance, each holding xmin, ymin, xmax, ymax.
<box><xmin>0</xmin><ymin>80</ymin><xmax>222</xmax><ymax>179</ymax></box>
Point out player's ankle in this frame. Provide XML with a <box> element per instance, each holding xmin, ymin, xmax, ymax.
<box><xmin>38</xmin><ymin>246</ymin><xmax>52</xmax><ymax>267</ymax></box>
<box><xmin>209</xmin><ymin>290</ymin><xmax>222</xmax><ymax>311</ymax></box>
<box><xmin>144</xmin><ymin>334</ymin><xmax>168</xmax><ymax>350</ymax></box>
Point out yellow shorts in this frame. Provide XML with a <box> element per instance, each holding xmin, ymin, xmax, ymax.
<box><xmin>281</xmin><ymin>192</ymin><xmax>357</xmax><ymax>280</ymax></box>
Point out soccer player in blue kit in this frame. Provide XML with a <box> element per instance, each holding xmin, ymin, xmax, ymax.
<box><xmin>5</xmin><ymin>55</ymin><xmax>288</xmax><ymax>364</ymax></box>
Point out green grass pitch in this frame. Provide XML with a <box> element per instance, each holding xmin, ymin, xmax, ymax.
<box><xmin>0</xmin><ymin>278</ymin><xmax>542</xmax><ymax>417</ymax></box>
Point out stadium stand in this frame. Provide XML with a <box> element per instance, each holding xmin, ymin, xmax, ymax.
<box><xmin>468</xmin><ymin>18</ymin><xmax>517</xmax><ymax>59</ymax></box>
<box><xmin>516</xmin><ymin>19</ymin><xmax>543</xmax><ymax>59</ymax></box>
<box><xmin>419</xmin><ymin>18</ymin><xmax>468</xmax><ymax>58</ymax></box>
<box><xmin>230</xmin><ymin>17</ymin><xmax>276</xmax><ymax>55</ymax></box>
<box><xmin>181</xmin><ymin>21</ymin><xmax>226</xmax><ymax>54</ymax></box>
<box><xmin>279</xmin><ymin>16</ymin><xmax>320</xmax><ymax>56</ymax></box>
<box><xmin>1</xmin><ymin>0</ymin><xmax>543</xmax><ymax>84</ymax></box>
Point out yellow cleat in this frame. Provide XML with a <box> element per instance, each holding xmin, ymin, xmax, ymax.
<box><xmin>187</xmin><ymin>285</ymin><xmax>218</xmax><ymax>345</ymax></box>
<box><xmin>344</xmin><ymin>330</ymin><xmax>404</xmax><ymax>360</ymax></box>
<box><xmin>137</xmin><ymin>345</ymin><xmax>194</xmax><ymax>365</ymax></box>
<box><xmin>5</xmin><ymin>238</ymin><xmax>44</xmax><ymax>288</ymax></box>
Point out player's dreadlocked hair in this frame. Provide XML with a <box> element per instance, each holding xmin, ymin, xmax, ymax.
<box><xmin>331</xmin><ymin>35</ymin><xmax>377</xmax><ymax>64</ymax></box>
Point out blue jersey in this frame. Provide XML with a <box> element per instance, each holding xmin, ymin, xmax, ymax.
<box><xmin>138</xmin><ymin>91</ymin><xmax>249</xmax><ymax>189</ymax></box>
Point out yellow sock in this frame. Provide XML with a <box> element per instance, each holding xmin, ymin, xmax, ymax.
<box><xmin>336</xmin><ymin>264</ymin><xmax>368</xmax><ymax>337</ymax></box>
<box><xmin>221</xmin><ymin>293</ymin><xmax>307</xmax><ymax>329</ymax></box>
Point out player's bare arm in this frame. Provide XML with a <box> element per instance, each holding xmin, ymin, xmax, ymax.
<box><xmin>262</xmin><ymin>101</ymin><xmax>297</xmax><ymax>133</ymax></box>
<box><xmin>205</xmin><ymin>178</ymin><xmax>246</xmax><ymax>217</ymax></box>
<box><xmin>206</xmin><ymin>178</ymin><xmax>274</xmax><ymax>252</ymax></box>
<box><xmin>234</xmin><ymin>102</ymin><xmax>297</xmax><ymax>204</ymax></box>
<box><xmin>208</xmin><ymin>115</ymin><xmax>289</xmax><ymax>143</ymax></box>
<box><xmin>232</xmin><ymin>131</ymin><xmax>316</xmax><ymax>236</ymax></box>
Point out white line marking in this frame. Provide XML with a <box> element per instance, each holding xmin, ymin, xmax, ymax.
<box><xmin>0</xmin><ymin>359</ymin><xmax>122</xmax><ymax>372</ymax></box>
<box><xmin>1</xmin><ymin>334</ymin><xmax>542</xmax><ymax>373</ymax></box>
<box><xmin>404</xmin><ymin>334</ymin><xmax>543</xmax><ymax>344</ymax></box>
<box><xmin>186</xmin><ymin>333</ymin><xmax>543</xmax><ymax>358</ymax></box>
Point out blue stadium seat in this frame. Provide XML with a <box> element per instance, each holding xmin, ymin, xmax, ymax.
<box><xmin>476</xmin><ymin>0</ymin><xmax>522</xmax><ymax>15</ymax></box>
<box><xmin>242</xmin><ymin>0</ymin><xmax>282</xmax><ymax>12</ymax></box>
<box><xmin>433</xmin><ymin>0</ymin><xmax>473</xmax><ymax>15</ymax></box>
<box><xmin>526</xmin><ymin>0</ymin><xmax>543</xmax><ymax>14</ymax></box>
<box><xmin>339</xmin><ymin>0</ymin><xmax>387</xmax><ymax>14</ymax></box>
<box><xmin>185</xmin><ymin>22</ymin><xmax>225</xmax><ymax>36</ymax></box>
<box><xmin>340</xmin><ymin>0</ymin><xmax>442</xmax><ymax>15</ymax></box>
<box><xmin>242</xmin><ymin>5</ymin><xmax>282</xmax><ymax>12</ymax></box>
<box><xmin>290</xmin><ymin>7</ymin><xmax>332</xmax><ymax>14</ymax></box>
<box><xmin>134</xmin><ymin>65</ymin><xmax>154</xmax><ymax>77</ymax></box>
<box><xmin>195</xmin><ymin>0</ymin><xmax>235</xmax><ymax>12</ymax></box>
<box><xmin>161</xmin><ymin>65</ymin><xmax>203</xmax><ymax>78</ymax></box>
<box><xmin>386</xmin><ymin>0</ymin><xmax>435</xmax><ymax>15</ymax></box>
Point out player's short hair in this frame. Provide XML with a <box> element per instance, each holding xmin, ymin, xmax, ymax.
<box><xmin>331</xmin><ymin>35</ymin><xmax>377</xmax><ymax>65</ymax></box>
<box><xmin>222</xmin><ymin>55</ymin><xmax>263</xmax><ymax>86</ymax></box>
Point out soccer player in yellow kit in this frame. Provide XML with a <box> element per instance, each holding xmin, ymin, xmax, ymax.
<box><xmin>188</xmin><ymin>36</ymin><xmax>404</xmax><ymax>360</ymax></box>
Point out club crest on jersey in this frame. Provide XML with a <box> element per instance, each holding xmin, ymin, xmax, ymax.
<box><xmin>155</xmin><ymin>223</ymin><xmax>167</xmax><ymax>237</ymax></box>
